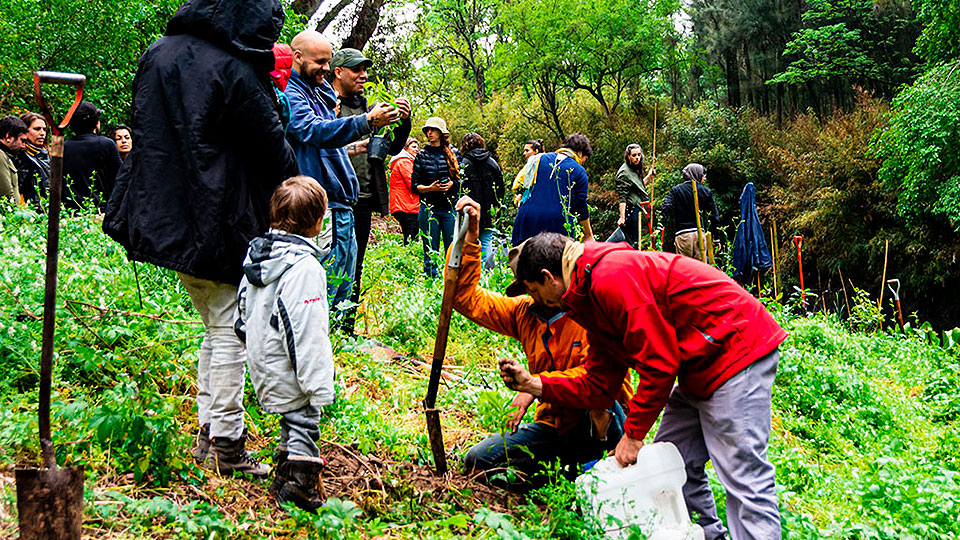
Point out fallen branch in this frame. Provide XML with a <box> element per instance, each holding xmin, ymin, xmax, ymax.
<box><xmin>64</xmin><ymin>300</ymin><xmax>203</xmax><ymax>325</ymax></box>
<box><xmin>1</xmin><ymin>281</ymin><xmax>40</xmax><ymax>320</ymax></box>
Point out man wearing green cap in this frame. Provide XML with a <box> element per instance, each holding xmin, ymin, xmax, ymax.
<box><xmin>330</xmin><ymin>47</ymin><xmax>412</xmax><ymax>335</ymax></box>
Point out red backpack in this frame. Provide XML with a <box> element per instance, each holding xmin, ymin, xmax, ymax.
<box><xmin>270</xmin><ymin>43</ymin><xmax>293</xmax><ymax>91</ymax></box>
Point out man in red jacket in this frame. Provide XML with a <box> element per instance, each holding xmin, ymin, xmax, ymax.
<box><xmin>499</xmin><ymin>231</ymin><xmax>786</xmax><ymax>540</ymax></box>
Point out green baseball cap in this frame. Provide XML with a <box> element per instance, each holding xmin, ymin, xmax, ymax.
<box><xmin>330</xmin><ymin>48</ymin><xmax>373</xmax><ymax>69</ymax></box>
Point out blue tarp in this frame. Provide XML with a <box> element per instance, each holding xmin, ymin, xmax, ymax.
<box><xmin>732</xmin><ymin>183</ymin><xmax>772</xmax><ymax>279</ymax></box>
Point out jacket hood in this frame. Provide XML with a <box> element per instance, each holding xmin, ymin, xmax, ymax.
<box><xmin>562</xmin><ymin>242</ymin><xmax>632</xmax><ymax>306</ymax></box>
<box><xmin>390</xmin><ymin>149</ymin><xmax>415</xmax><ymax>164</ymax></box>
<box><xmin>464</xmin><ymin>148</ymin><xmax>491</xmax><ymax>162</ymax></box>
<box><xmin>242</xmin><ymin>231</ymin><xmax>324</xmax><ymax>287</ymax></box>
<box><xmin>166</xmin><ymin>0</ymin><xmax>284</xmax><ymax>73</ymax></box>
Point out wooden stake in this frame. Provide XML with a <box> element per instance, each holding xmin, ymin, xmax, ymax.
<box><xmin>650</xmin><ymin>103</ymin><xmax>657</xmax><ymax>249</ymax></box>
<box><xmin>839</xmin><ymin>267</ymin><xmax>852</xmax><ymax>319</ymax></box>
<box><xmin>878</xmin><ymin>239</ymin><xmax>889</xmax><ymax>331</ymax></box>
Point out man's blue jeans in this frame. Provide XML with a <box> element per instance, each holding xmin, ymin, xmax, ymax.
<box><xmin>419</xmin><ymin>204</ymin><xmax>455</xmax><ymax>278</ymax></box>
<box><xmin>464</xmin><ymin>403</ymin><xmax>625</xmax><ymax>486</ymax></box>
<box><xmin>321</xmin><ymin>208</ymin><xmax>357</xmax><ymax>320</ymax></box>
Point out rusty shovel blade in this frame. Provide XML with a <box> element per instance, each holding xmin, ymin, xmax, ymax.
<box><xmin>16</xmin><ymin>467</ymin><xmax>84</xmax><ymax>540</ymax></box>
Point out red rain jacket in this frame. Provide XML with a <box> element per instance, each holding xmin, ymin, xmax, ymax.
<box><xmin>540</xmin><ymin>242</ymin><xmax>787</xmax><ymax>440</ymax></box>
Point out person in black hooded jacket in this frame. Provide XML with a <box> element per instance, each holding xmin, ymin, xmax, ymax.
<box><xmin>459</xmin><ymin>132</ymin><xmax>504</xmax><ymax>269</ymax></box>
<box><xmin>102</xmin><ymin>0</ymin><xmax>299</xmax><ymax>477</ymax></box>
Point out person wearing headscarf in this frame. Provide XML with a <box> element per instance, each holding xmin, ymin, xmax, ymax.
<box><xmin>660</xmin><ymin>163</ymin><xmax>720</xmax><ymax>259</ymax></box>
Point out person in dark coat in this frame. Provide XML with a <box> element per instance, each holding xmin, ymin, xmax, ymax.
<box><xmin>62</xmin><ymin>101</ymin><xmax>122</xmax><ymax>211</ymax></box>
<box><xmin>329</xmin><ymin>47</ymin><xmax>412</xmax><ymax>334</ymax></box>
<box><xmin>18</xmin><ymin>112</ymin><xmax>50</xmax><ymax>211</ymax></box>
<box><xmin>411</xmin><ymin>116</ymin><xmax>460</xmax><ymax>278</ymax></box>
<box><xmin>102</xmin><ymin>0</ymin><xmax>299</xmax><ymax>477</ymax></box>
<box><xmin>660</xmin><ymin>163</ymin><xmax>720</xmax><ymax>260</ymax></box>
<box><xmin>459</xmin><ymin>132</ymin><xmax>505</xmax><ymax>269</ymax></box>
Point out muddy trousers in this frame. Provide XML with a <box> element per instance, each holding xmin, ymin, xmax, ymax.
<box><xmin>178</xmin><ymin>273</ymin><xmax>247</xmax><ymax>441</ymax></box>
<box><xmin>653</xmin><ymin>349</ymin><xmax>781</xmax><ymax>540</ymax></box>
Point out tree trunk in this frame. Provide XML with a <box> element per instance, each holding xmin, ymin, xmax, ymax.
<box><xmin>292</xmin><ymin>0</ymin><xmax>323</xmax><ymax>17</ymax></box>
<box><xmin>724</xmin><ymin>48</ymin><xmax>741</xmax><ymax>108</ymax></box>
<box><xmin>314</xmin><ymin>0</ymin><xmax>356</xmax><ymax>32</ymax></box>
<box><xmin>342</xmin><ymin>0</ymin><xmax>387</xmax><ymax>51</ymax></box>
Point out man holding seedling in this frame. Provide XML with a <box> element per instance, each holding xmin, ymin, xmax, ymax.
<box><xmin>329</xmin><ymin>48</ymin><xmax>412</xmax><ymax>336</ymax></box>
<box><xmin>285</xmin><ymin>31</ymin><xmax>400</xmax><ymax>323</ymax></box>
<box><xmin>451</xmin><ymin>197</ymin><xmax>633</xmax><ymax>487</ymax></box>
<box><xmin>498</xmin><ymin>231</ymin><xmax>786</xmax><ymax>539</ymax></box>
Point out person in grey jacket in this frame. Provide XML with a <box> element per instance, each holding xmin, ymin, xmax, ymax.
<box><xmin>236</xmin><ymin>176</ymin><xmax>334</xmax><ymax>512</ymax></box>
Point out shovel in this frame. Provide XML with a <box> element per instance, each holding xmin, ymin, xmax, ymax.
<box><xmin>16</xmin><ymin>71</ymin><xmax>86</xmax><ymax>540</ymax></box>
<box><xmin>886</xmin><ymin>279</ymin><xmax>904</xmax><ymax>332</ymax></box>
<box><xmin>424</xmin><ymin>209</ymin><xmax>471</xmax><ymax>475</ymax></box>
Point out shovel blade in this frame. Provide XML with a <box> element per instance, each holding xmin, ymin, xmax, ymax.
<box><xmin>15</xmin><ymin>467</ymin><xmax>83</xmax><ymax>540</ymax></box>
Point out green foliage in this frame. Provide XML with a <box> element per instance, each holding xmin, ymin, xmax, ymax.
<box><xmin>495</xmin><ymin>0</ymin><xmax>677</xmax><ymax>119</ymax></box>
<box><xmin>914</xmin><ymin>0</ymin><xmax>960</xmax><ymax>65</ymax></box>
<box><xmin>771</xmin><ymin>0</ymin><xmax>919</xmax><ymax>94</ymax></box>
<box><xmin>874</xmin><ymin>61</ymin><xmax>960</xmax><ymax>229</ymax></box>
<box><xmin>0</xmin><ymin>0</ymin><xmax>180</xmax><ymax>123</ymax></box>
<box><xmin>664</xmin><ymin>101</ymin><xmax>767</xmax><ymax>217</ymax></box>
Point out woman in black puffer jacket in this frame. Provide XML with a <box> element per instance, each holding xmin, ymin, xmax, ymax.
<box><xmin>459</xmin><ymin>132</ymin><xmax>504</xmax><ymax>269</ymax></box>
<box><xmin>411</xmin><ymin>116</ymin><xmax>460</xmax><ymax>277</ymax></box>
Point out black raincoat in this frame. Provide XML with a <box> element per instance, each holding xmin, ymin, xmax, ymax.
<box><xmin>103</xmin><ymin>0</ymin><xmax>299</xmax><ymax>285</ymax></box>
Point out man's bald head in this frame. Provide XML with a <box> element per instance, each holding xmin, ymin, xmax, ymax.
<box><xmin>291</xmin><ymin>30</ymin><xmax>333</xmax><ymax>87</ymax></box>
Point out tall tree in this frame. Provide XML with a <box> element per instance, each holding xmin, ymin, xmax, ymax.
<box><xmin>421</xmin><ymin>0</ymin><xmax>500</xmax><ymax>104</ymax></box>
<box><xmin>498</xmin><ymin>0</ymin><xmax>677</xmax><ymax>119</ymax></box>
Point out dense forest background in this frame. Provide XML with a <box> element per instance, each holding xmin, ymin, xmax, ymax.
<box><xmin>1</xmin><ymin>0</ymin><xmax>958</xmax><ymax>327</ymax></box>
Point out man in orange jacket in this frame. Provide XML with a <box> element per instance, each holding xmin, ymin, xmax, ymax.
<box><xmin>499</xmin><ymin>231</ymin><xmax>786</xmax><ymax>540</ymax></box>
<box><xmin>450</xmin><ymin>198</ymin><xmax>633</xmax><ymax>486</ymax></box>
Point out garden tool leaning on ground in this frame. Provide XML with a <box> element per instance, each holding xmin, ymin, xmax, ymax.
<box><xmin>887</xmin><ymin>279</ymin><xmax>904</xmax><ymax>332</ymax></box>
<box><xmin>424</xmin><ymin>209</ymin><xmax>471</xmax><ymax>475</ymax></box>
<box><xmin>16</xmin><ymin>70</ymin><xmax>86</xmax><ymax>540</ymax></box>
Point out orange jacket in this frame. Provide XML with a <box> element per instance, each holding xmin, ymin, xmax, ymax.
<box><xmin>450</xmin><ymin>242</ymin><xmax>633</xmax><ymax>434</ymax></box>
<box><xmin>389</xmin><ymin>152</ymin><xmax>419</xmax><ymax>214</ymax></box>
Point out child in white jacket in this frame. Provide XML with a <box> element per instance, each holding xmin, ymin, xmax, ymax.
<box><xmin>236</xmin><ymin>176</ymin><xmax>333</xmax><ymax>512</ymax></box>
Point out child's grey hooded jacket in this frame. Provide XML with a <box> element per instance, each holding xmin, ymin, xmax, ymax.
<box><xmin>236</xmin><ymin>231</ymin><xmax>334</xmax><ymax>413</ymax></box>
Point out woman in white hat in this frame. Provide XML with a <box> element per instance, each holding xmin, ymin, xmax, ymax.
<box><xmin>411</xmin><ymin>116</ymin><xmax>460</xmax><ymax>277</ymax></box>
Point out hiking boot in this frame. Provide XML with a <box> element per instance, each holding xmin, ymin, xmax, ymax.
<box><xmin>191</xmin><ymin>424</ymin><xmax>211</xmax><ymax>464</ymax></box>
<box><xmin>269</xmin><ymin>447</ymin><xmax>289</xmax><ymax>497</ymax></box>
<box><xmin>274</xmin><ymin>455</ymin><xmax>327</xmax><ymax>512</ymax></box>
<box><xmin>205</xmin><ymin>429</ymin><xmax>270</xmax><ymax>477</ymax></box>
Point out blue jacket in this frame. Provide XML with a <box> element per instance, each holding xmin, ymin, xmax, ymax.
<box><xmin>732</xmin><ymin>182</ymin><xmax>772</xmax><ymax>279</ymax></box>
<box><xmin>284</xmin><ymin>70</ymin><xmax>371</xmax><ymax>209</ymax></box>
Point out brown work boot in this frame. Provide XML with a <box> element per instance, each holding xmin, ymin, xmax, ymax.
<box><xmin>268</xmin><ymin>446</ymin><xmax>289</xmax><ymax>498</ymax></box>
<box><xmin>205</xmin><ymin>429</ymin><xmax>270</xmax><ymax>477</ymax></box>
<box><xmin>274</xmin><ymin>455</ymin><xmax>327</xmax><ymax>512</ymax></box>
<box><xmin>191</xmin><ymin>424</ymin><xmax>211</xmax><ymax>464</ymax></box>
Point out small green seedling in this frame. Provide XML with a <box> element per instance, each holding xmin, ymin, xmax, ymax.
<box><xmin>364</xmin><ymin>79</ymin><xmax>402</xmax><ymax>140</ymax></box>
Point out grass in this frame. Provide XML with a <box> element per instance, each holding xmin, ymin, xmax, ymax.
<box><xmin>0</xmin><ymin>205</ymin><xmax>958</xmax><ymax>538</ymax></box>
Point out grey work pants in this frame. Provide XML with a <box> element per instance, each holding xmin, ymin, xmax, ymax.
<box><xmin>178</xmin><ymin>273</ymin><xmax>247</xmax><ymax>440</ymax></box>
<box><xmin>653</xmin><ymin>349</ymin><xmax>781</xmax><ymax>540</ymax></box>
<box><xmin>280</xmin><ymin>405</ymin><xmax>322</xmax><ymax>458</ymax></box>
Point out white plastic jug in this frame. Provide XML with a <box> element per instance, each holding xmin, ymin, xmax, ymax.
<box><xmin>576</xmin><ymin>442</ymin><xmax>705</xmax><ymax>540</ymax></box>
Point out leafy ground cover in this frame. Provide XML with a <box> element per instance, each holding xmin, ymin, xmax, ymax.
<box><xmin>0</xmin><ymin>206</ymin><xmax>958</xmax><ymax>538</ymax></box>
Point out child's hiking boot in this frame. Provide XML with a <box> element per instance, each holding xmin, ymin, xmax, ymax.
<box><xmin>274</xmin><ymin>455</ymin><xmax>327</xmax><ymax>512</ymax></box>
<box><xmin>205</xmin><ymin>429</ymin><xmax>270</xmax><ymax>477</ymax></box>
<box><xmin>191</xmin><ymin>424</ymin><xmax>211</xmax><ymax>464</ymax></box>
<box><xmin>268</xmin><ymin>446</ymin><xmax>289</xmax><ymax>497</ymax></box>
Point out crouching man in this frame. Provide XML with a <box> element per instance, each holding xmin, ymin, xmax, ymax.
<box><xmin>451</xmin><ymin>197</ymin><xmax>633</xmax><ymax>487</ymax></box>
<box><xmin>499</xmin><ymin>231</ymin><xmax>786</xmax><ymax>539</ymax></box>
